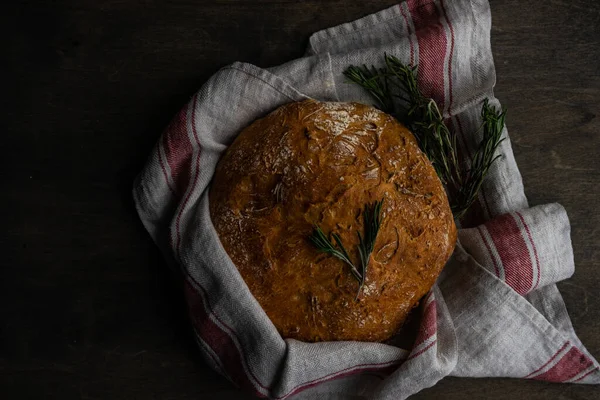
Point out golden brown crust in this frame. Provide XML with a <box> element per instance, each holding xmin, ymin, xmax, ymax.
<box><xmin>209</xmin><ymin>100</ymin><xmax>456</xmax><ymax>342</ymax></box>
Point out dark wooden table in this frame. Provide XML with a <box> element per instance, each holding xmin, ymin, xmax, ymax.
<box><xmin>3</xmin><ymin>0</ymin><xmax>599</xmax><ymax>398</ymax></box>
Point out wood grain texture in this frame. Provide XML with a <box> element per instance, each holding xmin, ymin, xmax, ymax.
<box><xmin>2</xmin><ymin>0</ymin><xmax>598</xmax><ymax>398</ymax></box>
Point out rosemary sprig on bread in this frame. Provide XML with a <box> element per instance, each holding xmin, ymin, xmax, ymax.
<box><xmin>309</xmin><ymin>200</ymin><xmax>384</xmax><ymax>300</ymax></box>
<box><xmin>344</xmin><ymin>54</ymin><xmax>506</xmax><ymax>218</ymax></box>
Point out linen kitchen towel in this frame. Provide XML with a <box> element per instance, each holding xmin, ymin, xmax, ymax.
<box><xmin>133</xmin><ymin>0</ymin><xmax>600</xmax><ymax>398</ymax></box>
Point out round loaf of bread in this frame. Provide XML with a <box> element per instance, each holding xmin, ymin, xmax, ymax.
<box><xmin>209</xmin><ymin>100</ymin><xmax>456</xmax><ymax>342</ymax></box>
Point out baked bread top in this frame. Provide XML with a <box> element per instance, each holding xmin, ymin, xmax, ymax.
<box><xmin>209</xmin><ymin>100</ymin><xmax>456</xmax><ymax>342</ymax></box>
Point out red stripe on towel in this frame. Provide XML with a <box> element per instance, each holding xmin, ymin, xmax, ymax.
<box><xmin>525</xmin><ymin>342</ymin><xmax>569</xmax><ymax>378</ymax></box>
<box><xmin>184</xmin><ymin>281</ymin><xmax>266</xmax><ymax>397</ymax></box>
<box><xmin>414</xmin><ymin>299</ymin><xmax>438</xmax><ymax>346</ymax></box>
<box><xmin>408</xmin><ymin>339</ymin><xmax>437</xmax><ymax>360</ymax></box>
<box><xmin>439</xmin><ymin>0</ymin><xmax>454</xmax><ymax>114</ymax></box>
<box><xmin>515</xmin><ymin>211</ymin><xmax>542</xmax><ymax>290</ymax></box>
<box><xmin>162</xmin><ymin>105</ymin><xmax>193</xmax><ymax>197</ymax></box>
<box><xmin>156</xmin><ymin>142</ymin><xmax>176</xmax><ymax>196</ymax></box>
<box><xmin>484</xmin><ymin>213</ymin><xmax>533</xmax><ymax>295</ymax></box>
<box><xmin>532</xmin><ymin>346</ymin><xmax>595</xmax><ymax>383</ymax></box>
<box><xmin>175</xmin><ymin>94</ymin><xmax>201</xmax><ymax>257</ymax></box>
<box><xmin>408</xmin><ymin>0</ymin><xmax>447</xmax><ymax>106</ymax></box>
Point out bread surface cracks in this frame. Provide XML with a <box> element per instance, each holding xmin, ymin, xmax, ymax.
<box><xmin>209</xmin><ymin>100</ymin><xmax>457</xmax><ymax>342</ymax></box>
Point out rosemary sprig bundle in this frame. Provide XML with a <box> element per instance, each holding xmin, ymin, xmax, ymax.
<box><xmin>344</xmin><ymin>54</ymin><xmax>506</xmax><ymax>219</ymax></box>
<box><xmin>309</xmin><ymin>200</ymin><xmax>384</xmax><ymax>299</ymax></box>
